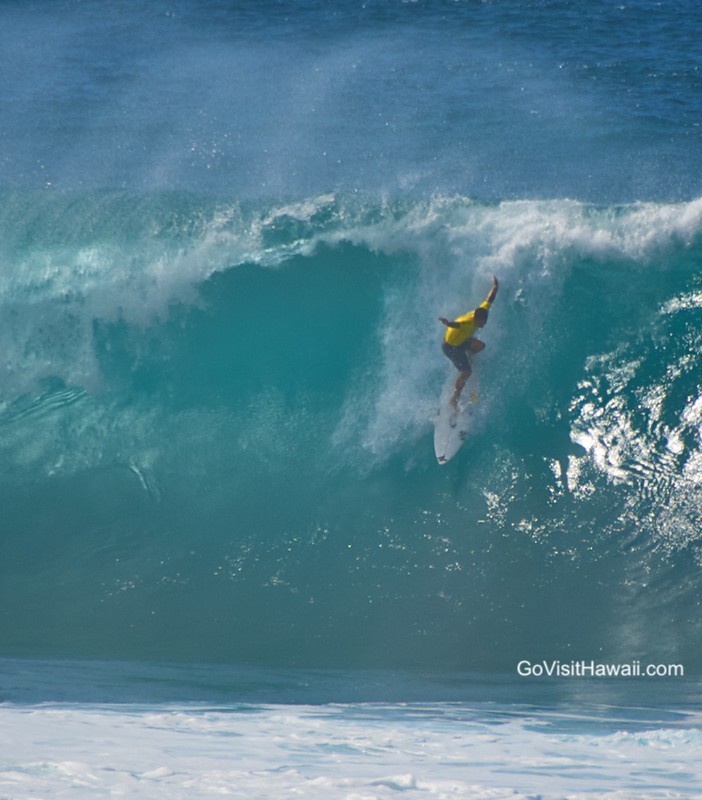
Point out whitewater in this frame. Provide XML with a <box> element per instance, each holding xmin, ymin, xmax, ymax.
<box><xmin>2</xmin><ymin>0</ymin><xmax>702</xmax><ymax>797</ymax></box>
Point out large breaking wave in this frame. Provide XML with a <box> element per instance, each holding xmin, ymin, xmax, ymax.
<box><xmin>1</xmin><ymin>190</ymin><xmax>701</xmax><ymax>670</ymax></box>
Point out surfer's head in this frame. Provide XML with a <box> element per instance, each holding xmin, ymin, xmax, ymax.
<box><xmin>474</xmin><ymin>306</ymin><xmax>489</xmax><ymax>327</ymax></box>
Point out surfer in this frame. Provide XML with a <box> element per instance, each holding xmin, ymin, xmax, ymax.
<box><xmin>439</xmin><ymin>276</ymin><xmax>499</xmax><ymax>408</ymax></box>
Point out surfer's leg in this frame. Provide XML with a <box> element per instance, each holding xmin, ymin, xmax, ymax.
<box><xmin>451</xmin><ymin>367</ymin><xmax>471</xmax><ymax>408</ymax></box>
<box><xmin>468</xmin><ymin>338</ymin><xmax>485</xmax><ymax>354</ymax></box>
<box><xmin>443</xmin><ymin>341</ymin><xmax>473</xmax><ymax>408</ymax></box>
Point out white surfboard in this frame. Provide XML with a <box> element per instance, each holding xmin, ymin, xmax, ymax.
<box><xmin>433</xmin><ymin>370</ymin><xmax>479</xmax><ymax>465</ymax></box>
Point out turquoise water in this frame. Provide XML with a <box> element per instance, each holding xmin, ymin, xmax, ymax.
<box><xmin>1</xmin><ymin>191</ymin><xmax>701</xmax><ymax>673</ymax></box>
<box><xmin>0</xmin><ymin>0</ymin><xmax>701</xmax><ymax>675</ymax></box>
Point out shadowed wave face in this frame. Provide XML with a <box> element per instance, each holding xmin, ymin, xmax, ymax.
<box><xmin>1</xmin><ymin>0</ymin><xmax>702</xmax><ymax>671</ymax></box>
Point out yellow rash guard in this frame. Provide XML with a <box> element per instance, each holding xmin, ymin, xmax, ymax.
<box><xmin>443</xmin><ymin>300</ymin><xmax>492</xmax><ymax>347</ymax></box>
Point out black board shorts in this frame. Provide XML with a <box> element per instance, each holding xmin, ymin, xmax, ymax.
<box><xmin>442</xmin><ymin>340</ymin><xmax>472</xmax><ymax>372</ymax></box>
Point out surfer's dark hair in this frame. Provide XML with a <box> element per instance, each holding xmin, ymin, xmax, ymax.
<box><xmin>474</xmin><ymin>306</ymin><xmax>489</xmax><ymax>323</ymax></box>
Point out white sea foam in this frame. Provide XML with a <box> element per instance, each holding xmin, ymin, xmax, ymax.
<box><xmin>1</xmin><ymin>702</ymin><xmax>700</xmax><ymax>800</ymax></box>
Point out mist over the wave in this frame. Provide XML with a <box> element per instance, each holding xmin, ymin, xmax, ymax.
<box><xmin>1</xmin><ymin>0</ymin><xmax>702</xmax><ymax>200</ymax></box>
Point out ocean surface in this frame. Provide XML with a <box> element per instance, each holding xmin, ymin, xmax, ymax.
<box><xmin>2</xmin><ymin>0</ymin><xmax>702</xmax><ymax>797</ymax></box>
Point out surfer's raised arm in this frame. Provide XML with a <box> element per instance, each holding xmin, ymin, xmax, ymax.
<box><xmin>439</xmin><ymin>276</ymin><xmax>498</xmax><ymax>328</ymax></box>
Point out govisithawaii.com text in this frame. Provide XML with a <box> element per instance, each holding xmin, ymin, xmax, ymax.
<box><xmin>517</xmin><ymin>660</ymin><xmax>684</xmax><ymax>678</ymax></box>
